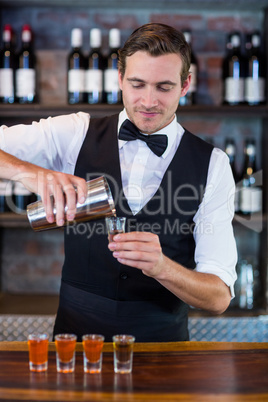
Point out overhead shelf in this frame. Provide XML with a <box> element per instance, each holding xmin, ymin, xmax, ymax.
<box><xmin>0</xmin><ymin>104</ymin><xmax>268</xmax><ymax>119</ymax></box>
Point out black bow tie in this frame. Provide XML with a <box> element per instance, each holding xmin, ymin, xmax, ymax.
<box><xmin>119</xmin><ymin>119</ymin><xmax>168</xmax><ymax>157</ymax></box>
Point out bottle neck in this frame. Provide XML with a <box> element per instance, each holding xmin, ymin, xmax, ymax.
<box><xmin>225</xmin><ymin>143</ymin><xmax>236</xmax><ymax>167</ymax></box>
<box><xmin>109</xmin><ymin>46</ymin><xmax>119</xmax><ymax>53</ymax></box>
<box><xmin>229</xmin><ymin>34</ymin><xmax>241</xmax><ymax>55</ymax></box>
<box><xmin>72</xmin><ymin>45</ymin><xmax>82</xmax><ymax>51</ymax></box>
<box><xmin>3</xmin><ymin>28</ymin><xmax>12</xmax><ymax>49</ymax></box>
<box><xmin>109</xmin><ymin>29</ymin><xmax>120</xmax><ymax>50</ymax></box>
<box><xmin>21</xmin><ymin>29</ymin><xmax>32</xmax><ymax>50</ymax></box>
<box><xmin>71</xmin><ymin>28</ymin><xmax>83</xmax><ymax>50</ymax></box>
<box><xmin>90</xmin><ymin>28</ymin><xmax>101</xmax><ymax>50</ymax></box>
<box><xmin>243</xmin><ymin>146</ymin><xmax>257</xmax><ymax>172</ymax></box>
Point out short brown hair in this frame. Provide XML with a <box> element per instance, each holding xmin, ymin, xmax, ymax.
<box><xmin>118</xmin><ymin>23</ymin><xmax>191</xmax><ymax>85</ymax></box>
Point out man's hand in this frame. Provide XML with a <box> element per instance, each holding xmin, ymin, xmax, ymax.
<box><xmin>108</xmin><ymin>231</ymin><xmax>165</xmax><ymax>278</ymax></box>
<box><xmin>12</xmin><ymin>162</ymin><xmax>87</xmax><ymax>226</ymax></box>
<box><xmin>0</xmin><ymin>149</ymin><xmax>87</xmax><ymax>226</ymax></box>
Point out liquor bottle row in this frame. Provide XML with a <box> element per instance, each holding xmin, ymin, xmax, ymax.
<box><xmin>226</xmin><ymin>138</ymin><xmax>262</xmax><ymax>310</ymax></box>
<box><xmin>0</xmin><ymin>24</ymin><xmax>37</xmax><ymax>104</ymax></box>
<box><xmin>170</xmin><ymin>29</ymin><xmax>266</xmax><ymax>107</ymax></box>
<box><xmin>222</xmin><ymin>31</ymin><xmax>266</xmax><ymax>105</ymax></box>
<box><xmin>0</xmin><ymin>180</ymin><xmax>36</xmax><ymax>214</ymax></box>
<box><xmin>224</xmin><ymin>138</ymin><xmax>262</xmax><ymax>215</ymax></box>
<box><xmin>67</xmin><ymin>27</ymin><xmax>122</xmax><ymax>105</ymax></box>
<box><xmin>0</xmin><ymin>24</ymin><xmax>266</xmax><ymax>106</ymax></box>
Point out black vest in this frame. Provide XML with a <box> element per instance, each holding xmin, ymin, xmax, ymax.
<box><xmin>60</xmin><ymin>114</ymin><xmax>213</xmax><ymax>340</ymax></box>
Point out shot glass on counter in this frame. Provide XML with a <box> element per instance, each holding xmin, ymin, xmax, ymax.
<box><xmin>27</xmin><ymin>333</ymin><xmax>49</xmax><ymax>372</ymax></box>
<box><xmin>106</xmin><ymin>216</ymin><xmax>126</xmax><ymax>242</ymax></box>
<box><xmin>55</xmin><ymin>333</ymin><xmax>77</xmax><ymax>373</ymax></box>
<box><xmin>113</xmin><ymin>334</ymin><xmax>135</xmax><ymax>374</ymax></box>
<box><xmin>82</xmin><ymin>334</ymin><xmax>105</xmax><ymax>373</ymax></box>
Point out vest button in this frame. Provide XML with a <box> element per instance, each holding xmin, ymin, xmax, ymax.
<box><xmin>120</xmin><ymin>273</ymin><xmax>128</xmax><ymax>280</ymax></box>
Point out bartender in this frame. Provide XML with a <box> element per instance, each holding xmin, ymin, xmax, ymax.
<box><xmin>0</xmin><ymin>23</ymin><xmax>237</xmax><ymax>341</ymax></box>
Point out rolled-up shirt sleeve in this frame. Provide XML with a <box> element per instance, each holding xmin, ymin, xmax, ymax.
<box><xmin>0</xmin><ymin>112</ymin><xmax>90</xmax><ymax>174</ymax></box>
<box><xmin>193</xmin><ymin>147</ymin><xmax>237</xmax><ymax>297</ymax></box>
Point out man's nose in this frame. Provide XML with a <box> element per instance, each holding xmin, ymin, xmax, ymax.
<box><xmin>140</xmin><ymin>88</ymin><xmax>158</xmax><ymax>108</ymax></box>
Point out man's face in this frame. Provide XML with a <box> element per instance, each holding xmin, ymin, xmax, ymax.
<box><xmin>118</xmin><ymin>51</ymin><xmax>190</xmax><ymax>134</ymax></box>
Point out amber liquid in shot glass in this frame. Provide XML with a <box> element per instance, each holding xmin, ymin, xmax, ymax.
<box><xmin>82</xmin><ymin>334</ymin><xmax>105</xmax><ymax>373</ymax></box>
<box><xmin>113</xmin><ymin>334</ymin><xmax>135</xmax><ymax>374</ymax></box>
<box><xmin>55</xmin><ymin>334</ymin><xmax>77</xmax><ymax>373</ymax></box>
<box><xmin>28</xmin><ymin>333</ymin><xmax>49</xmax><ymax>372</ymax></box>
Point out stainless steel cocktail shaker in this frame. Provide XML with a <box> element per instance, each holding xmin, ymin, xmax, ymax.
<box><xmin>26</xmin><ymin>176</ymin><xmax>116</xmax><ymax>231</ymax></box>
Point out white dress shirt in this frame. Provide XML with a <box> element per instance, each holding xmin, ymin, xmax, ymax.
<box><xmin>0</xmin><ymin>110</ymin><xmax>237</xmax><ymax>295</ymax></box>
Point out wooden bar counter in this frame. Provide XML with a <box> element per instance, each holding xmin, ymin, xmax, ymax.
<box><xmin>0</xmin><ymin>341</ymin><xmax>268</xmax><ymax>401</ymax></box>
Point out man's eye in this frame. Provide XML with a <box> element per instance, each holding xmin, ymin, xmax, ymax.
<box><xmin>132</xmin><ymin>84</ymin><xmax>144</xmax><ymax>89</ymax></box>
<box><xmin>158</xmin><ymin>86</ymin><xmax>172</xmax><ymax>92</ymax></box>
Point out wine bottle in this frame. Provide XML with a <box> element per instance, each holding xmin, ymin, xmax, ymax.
<box><xmin>0</xmin><ymin>24</ymin><xmax>15</xmax><ymax>104</ymax></box>
<box><xmin>104</xmin><ymin>28</ymin><xmax>122</xmax><ymax>104</ymax></box>
<box><xmin>85</xmin><ymin>28</ymin><xmax>105</xmax><ymax>104</ymax></box>
<box><xmin>224</xmin><ymin>138</ymin><xmax>239</xmax><ymax>213</ymax></box>
<box><xmin>15</xmin><ymin>24</ymin><xmax>37</xmax><ymax>104</ymax></box>
<box><xmin>239</xmin><ymin>139</ymin><xmax>262</xmax><ymax>215</ymax></box>
<box><xmin>179</xmin><ymin>30</ymin><xmax>198</xmax><ymax>106</ymax></box>
<box><xmin>0</xmin><ymin>180</ymin><xmax>12</xmax><ymax>213</ymax></box>
<box><xmin>13</xmin><ymin>182</ymin><xmax>36</xmax><ymax>214</ymax></box>
<box><xmin>67</xmin><ymin>28</ymin><xmax>85</xmax><ymax>104</ymax></box>
<box><xmin>222</xmin><ymin>32</ymin><xmax>245</xmax><ymax>105</ymax></box>
<box><xmin>245</xmin><ymin>31</ymin><xmax>266</xmax><ymax>105</ymax></box>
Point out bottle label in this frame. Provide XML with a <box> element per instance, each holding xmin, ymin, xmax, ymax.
<box><xmin>189</xmin><ymin>63</ymin><xmax>197</xmax><ymax>92</ymax></box>
<box><xmin>16</xmin><ymin>68</ymin><xmax>36</xmax><ymax>97</ymax></box>
<box><xmin>225</xmin><ymin>78</ymin><xmax>244</xmax><ymax>103</ymax></box>
<box><xmin>245</xmin><ymin>77</ymin><xmax>265</xmax><ymax>103</ymax></box>
<box><xmin>240</xmin><ymin>187</ymin><xmax>262</xmax><ymax>213</ymax></box>
<box><xmin>13</xmin><ymin>182</ymin><xmax>32</xmax><ymax>196</ymax></box>
<box><xmin>0</xmin><ymin>68</ymin><xmax>14</xmax><ymax>97</ymax></box>
<box><xmin>85</xmin><ymin>69</ymin><xmax>103</xmax><ymax>92</ymax></box>
<box><xmin>104</xmin><ymin>69</ymin><xmax>119</xmax><ymax>92</ymax></box>
<box><xmin>68</xmin><ymin>69</ymin><xmax>85</xmax><ymax>92</ymax></box>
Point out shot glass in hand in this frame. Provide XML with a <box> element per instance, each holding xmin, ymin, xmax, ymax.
<box><xmin>113</xmin><ymin>334</ymin><xmax>135</xmax><ymax>374</ymax></box>
<box><xmin>82</xmin><ymin>334</ymin><xmax>105</xmax><ymax>373</ymax></box>
<box><xmin>27</xmin><ymin>333</ymin><xmax>49</xmax><ymax>372</ymax></box>
<box><xmin>106</xmin><ymin>216</ymin><xmax>126</xmax><ymax>242</ymax></box>
<box><xmin>55</xmin><ymin>333</ymin><xmax>77</xmax><ymax>373</ymax></box>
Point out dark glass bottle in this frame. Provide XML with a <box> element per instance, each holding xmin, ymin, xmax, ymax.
<box><xmin>15</xmin><ymin>24</ymin><xmax>37</xmax><ymax>104</ymax></box>
<box><xmin>104</xmin><ymin>28</ymin><xmax>122</xmax><ymax>104</ymax></box>
<box><xmin>245</xmin><ymin>31</ymin><xmax>266</xmax><ymax>105</ymax></box>
<box><xmin>13</xmin><ymin>182</ymin><xmax>36</xmax><ymax>214</ymax></box>
<box><xmin>0</xmin><ymin>24</ymin><xmax>15</xmax><ymax>104</ymax></box>
<box><xmin>0</xmin><ymin>180</ymin><xmax>12</xmax><ymax>213</ymax></box>
<box><xmin>67</xmin><ymin>28</ymin><xmax>86</xmax><ymax>104</ymax></box>
<box><xmin>85</xmin><ymin>28</ymin><xmax>105</xmax><ymax>104</ymax></box>
<box><xmin>239</xmin><ymin>139</ymin><xmax>262</xmax><ymax>215</ymax></box>
<box><xmin>222</xmin><ymin>32</ymin><xmax>245</xmax><ymax>105</ymax></box>
<box><xmin>224</xmin><ymin>138</ymin><xmax>239</xmax><ymax>213</ymax></box>
<box><xmin>179</xmin><ymin>30</ymin><xmax>198</xmax><ymax>106</ymax></box>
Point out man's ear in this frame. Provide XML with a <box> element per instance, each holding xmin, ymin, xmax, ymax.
<box><xmin>181</xmin><ymin>74</ymin><xmax>191</xmax><ymax>97</ymax></box>
<box><xmin>118</xmin><ymin>70</ymin><xmax>123</xmax><ymax>91</ymax></box>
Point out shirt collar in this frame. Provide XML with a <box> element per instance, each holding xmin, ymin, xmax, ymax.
<box><xmin>118</xmin><ymin>109</ymin><xmax>183</xmax><ymax>159</ymax></box>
